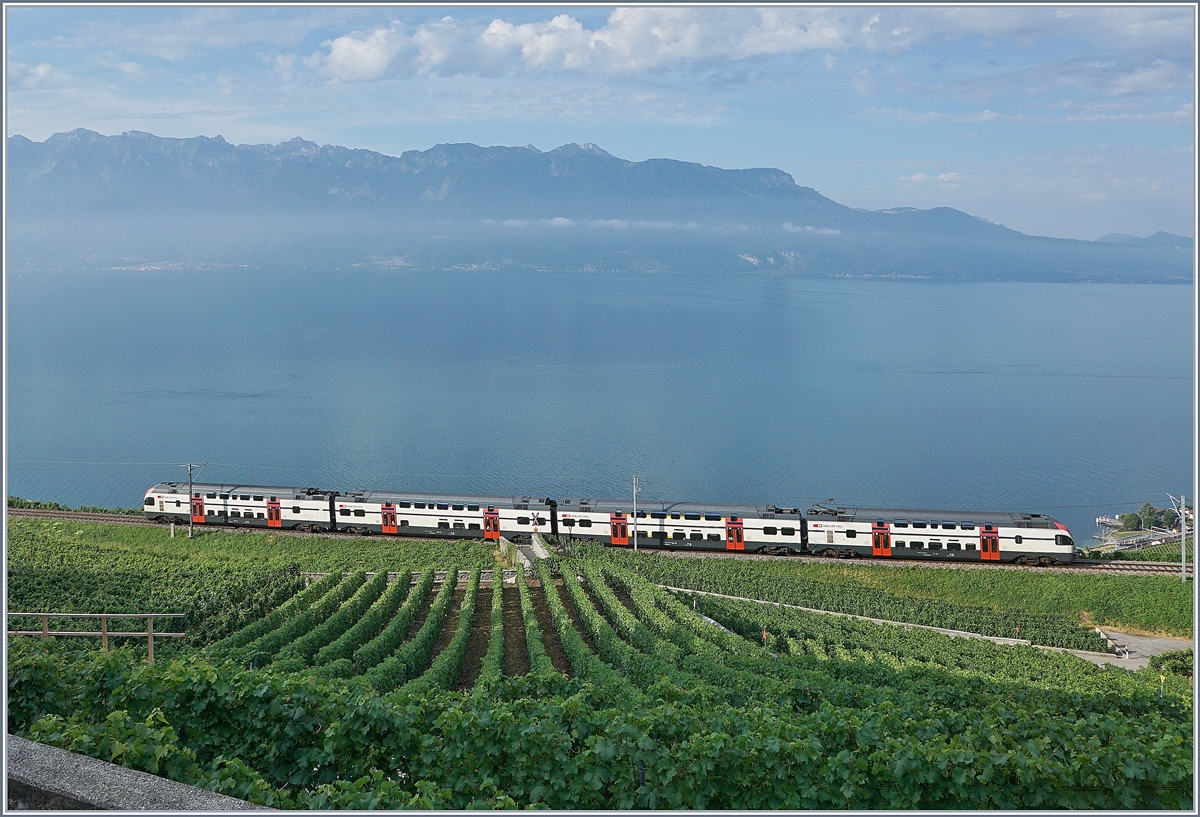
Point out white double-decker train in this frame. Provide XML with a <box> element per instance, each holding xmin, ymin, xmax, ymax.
<box><xmin>143</xmin><ymin>482</ymin><xmax>1077</xmax><ymax>565</ymax></box>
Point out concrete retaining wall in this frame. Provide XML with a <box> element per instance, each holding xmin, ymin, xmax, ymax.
<box><xmin>6</xmin><ymin>734</ymin><xmax>271</xmax><ymax>810</ymax></box>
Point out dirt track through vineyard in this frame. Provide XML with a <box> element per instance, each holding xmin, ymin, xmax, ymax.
<box><xmin>455</xmin><ymin>586</ymin><xmax>493</xmax><ymax>690</ymax></box>
<box><xmin>501</xmin><ymin>586</ymin><xmax>530</xmax><ymax>677</ymax></box>
<box><xmin>429</xmin><ymin>585</ymin><xmax>467</xmax><ymax>671</ymax></box>
<box><xmin>528</xmin><ymin>583</ymin><xmax>572</xmax><ymax>674</ymax></box>
<box><xmin>556</xmin><ymin>581</ymin><xmax>596</xmax><ymax>653</ymax></box>
<box><xmin>404</xmin><ymin>581</ymin><xmax>438</xmax><ymax>641</ymax></box>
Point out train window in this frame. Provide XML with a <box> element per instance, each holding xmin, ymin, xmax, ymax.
<box><xmin>672</xmin><ymin>531</ymin><xmax>686</xmax><ymax>540</ymax></box>
<box><xmin>651</xmin><ymin>512</ymin><xmax>667</xmax><ymax>519</ymax></box>
<box><xmin>941</xmin><ymin>522</ymin><xmax>956</xmax><ymax>530</ymax></box>
<box><xmin>636</xmin><ymin>511</ymin><xmax>648</xmax><ymax>518</ymax></box>
<box><xmin>230</xmin><ymin>511</ymin><xmax>240</xmax><ymax>518</ymax></box>
<box><xmin>1055</xmin><ymin>535</ymin><xmax>1073</xmax><ymax>548</ymax></box>
<box><xmin>339</xmin><ymin>509</ymin><xmax>351</xmax><ymax>516</ymax></box>
<box><xmin>437</xmin><ymin>503</ymin><xmax>449</xmax><ymax>510</ymax></box>
<box><xmin>292</xmin><ymin>506</ymin><xmax>301</xmax><ymax>514</ymax></box>
<box><xmin>910</xmin><ymin>541</ymin><xmax>923</xmax><ymax>549</ymax></box>
<box><xmin>438</xmin><ymin>522</ymin><xmax>450</xmax><ymax>529</ymax></box>
<box><xmin>468</xmin><ymin>523</ymin><xmax>480</xmax><ymax>530</ymax></box>
<box><xmin>707</xmin><ymin>533</ymin><xmax>722</xmax><ymax>541</ymax></box>
<box><xmin>578</xmin><ymin>519</ymin><xmax>592</xmax><ymax>528</ymax></box>
<box><xmin>911</xmin><ymin>521</ymin><xmax>926</xmax><ymax>529</ymax></box>
<box><xmin>929</xmin><ymin>522</ymin><xmax>939</xmax><ymax>529</ymax></box>
<box><xmin>175</xmin><ymin>500</ymin><xmax>181</xmax><ymax>507</ymax></box>
<box><xmin>690</xmin><ymin>532</ymin><xmax>703</xmax><ymax>540</ymax></box>
<box><xmin>207</xmin><ymin>510</ymin><xmax>215</xmax><ymax>516</ymax></box>
<box><xmin>639</xmin><ymin>531</ymin><xmax>650</xmax><ymax>538</ymax></box>
<box><xmin>219</xmin><ymin>494</ymin><xmax>229</xmax><ymax>500</ymax></box>
<box><xmin>670</xmin><ymin>513</ymin><xmax>681</xmax><ymax>519</ymax></box>
<box><xmin>256</xmin><ymin>513</ymin><xmax>265</xmax><ymax>519</ymax></box>
<box><xmin>144</xmin><ymin>497</ymin><xmax>155</xmax><ymax>506</ymax></box>
<box><xmin>452</xmin><ymin>504</ymin><xmax>464</xmax><ymax>511</ymax></box>
<box><xmin>467</xmin><ymin>504</ymin><xmax>479</xmax><ymax>512</ymax></box>
<box><xmin>966</xmin><ymin>542</ymin><xmax>976</xmax><ymax>550</ymax></box>
<box><xmin>983</xmin><ymin>524</ymin><xmax>994</xmax><ymax>531</ymax></box>
<box><xmin>269</xmin><ymin>496</ymin><xmax>276</xmax><ymax>501</ymax></box>
<box><xmin>894</xmin><ymin>541</ymin><xmax>905</xmax><ymax>548</ymax></box>
<box><xmin>845</xmin><ymin>529</ymin><xmax>857</xmax><ymax>538</ymax></box>
<box><xmin>948</xmin><ymin>541</ymin><xmax>961</xmax><ymax>551</ymax></box>
<box><xmin>253</xmin><ymin>495</ymin><xmax>264</xmax><ymax>501</ymax></box>
<box><xmin>929</xmin><ymin>541</ymin><xmax>942</xmax><ymax>550</ymax></box>
<box><xmin>705</xmin><ymin>514</ymin><xmax>722</xmax><ymax>521</ymax></box>
<box><xmin>217</xmin><ymin>510</ymin><xmax>227</xmax><ymax>516</ymax></box>
<box><xmin>414</xmin><ymin>502</ymin><xmax>426</xmax><ymax>509</ymax></box>
<box><xmin>1014</xmin><ymin>535</ymin><xmax>1023</xmax><ymax>544</ymax></box>
<box><xmin>240</xmin><ymin>495</ymin><xmax>250</xmax><ymax>500</ymax></box>
<box><xmin>651</xmin><ymin>531</ymin><xmax>668</xmax><ymax>539</ymax></box>
<box><xmin>563</xmin><ymin>519</ymin><xmax>576</xmax><ymax>527</ymax></box>
<box><xmin>893</xmin><ymin>520</ymin><xmax>908</xmax><ymax>527</ymax></box>
<box><xmin>763</xmin><ymin>527</ymin><xmax>778</xmax><ymax>535</ymax></box>
<box><xmin>781</xmin><ymin>527</ymin><xmax>796</xmax><ymax>536</ymax></box>
<box><xmin>453</xmin><ymin>522</ymin><xmax>465</xmax><ymax>529</ymax></box>
<box><xmin>354</xmin><ymin>509</ymin><xmax>366</xmax><ymax>517</ymax></box>
<box><xmin>684</xmin><ymin>513</ymin><xmax>701</xmax><ymax>521</ymax></box>
<box><xmin>517</xmin><ymin>516</ymin><xmax>530</xmax><ymax>525</ymax></box>
<box><xmin>960</xmin><ymin>522</ymin><xmax>975</xmax><ymax>530</ymax></box>
<box><xmin>400</xmin><ymin>520</ymin><xmax>409</xmax><ymax>527</ymax></box>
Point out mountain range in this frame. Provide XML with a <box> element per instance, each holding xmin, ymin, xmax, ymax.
<box><xmin>5</xmin><ymin>128</ymin><xmax>1192</xmax><ymax>282</ymax></box>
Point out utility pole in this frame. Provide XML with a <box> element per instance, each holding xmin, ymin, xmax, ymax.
<box><xmin>632</xmin><ymin>475</ymin><xmax>639</xmax><ymax>552</ymax></box>
<box><xmin>1168</xmin><ymin>493</ymin><xmax>1188</xmax><ymax>582</ymax></box>
<box><xmin>188</xmin><ymin>463</ymin><xmax>195</xmax><ymax>540</ymax></box>
<box><xmin>184</xmin><ymin>462</ymin><xmax>207</xmax><ymax>540</ymax></box>
<box><xmin>1182</xmin><ymin>494</ymin><xmax>1187</xmax><ymax>582</ymax></box>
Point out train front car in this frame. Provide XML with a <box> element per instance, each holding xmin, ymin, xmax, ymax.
<box><xmin>809</xmin><ymin>506</ymin><xmax>1076</xmax><ymax>565</ymax></box>
<box><xmin>144</xmin><ymin>483</ymin><xmax>337</xmax><ymax>531</ymax></box>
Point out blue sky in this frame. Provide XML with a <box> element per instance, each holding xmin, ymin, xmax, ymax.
<box><xmin>4</xmin><ymin>5</ymin><xmax>1195</xmax><ymax>240</ymax></box>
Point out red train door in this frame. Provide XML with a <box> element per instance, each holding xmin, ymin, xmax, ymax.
<box><xmin>484</xmin><ymin>507</ymin><xmax>501</xmax><ymax>540</ymax></box>
<box><xmin>725</xmin><ymin>517</ymin><xmax>745</xmax><ymax>551</ymax></box>
<box><xmin>609</xmin><ymin>513</ymin><xmax>629</xmax><ymax>546</ymax></box>
<box><xmin>266</xmin><ymin>499</ymin><xmax>282</xmax><ymax>528</ymax></box>
<box><xmin>980</xmin><ymin>526</ymin><xmax>1000</xmax><ymax>561</ymax></box>
<box><xmin>381</xmin><ymin>504</ymin><xmax>398</xmax><ymax>535</ymax></box>
<box><xmin>872</xmin><ymin>520</ymin><xmax>891</xmax><ymax>557</ymax></box>
<box><xmin>191</xmin><ymin>495</ymin><xmax>205</xmax><ymax>524</ymax></box>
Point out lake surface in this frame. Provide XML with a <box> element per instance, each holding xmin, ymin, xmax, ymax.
<box><xmin>6</xmin><ymin>269</ymin><xmax>1193</xmax><ymax>540</ymax></box>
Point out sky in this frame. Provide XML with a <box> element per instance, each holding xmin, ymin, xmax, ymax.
<box><xmin>4</xmin><ymin>4</ymin><xmax>1196</xmax><ymax>240</ymax></box>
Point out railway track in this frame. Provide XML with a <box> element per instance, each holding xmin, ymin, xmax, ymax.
<box><xmin>7</xmin><ymin>508</ymin><xmax>1192</xmax><ymax>576</ymax></box>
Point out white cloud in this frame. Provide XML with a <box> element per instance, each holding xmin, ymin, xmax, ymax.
<box><xmin>937</xmin><ymin>172</ymin><xmax>961</xmax><ymax>182</ymax></box>
<box><xmin>899</xmin><ymin>173</ymin><xmax>931</xmax><ymax>182</ymax></box>
<box><xmin>7</xmin><ymin>61</ymin><xmax>56</xmax><ymax>88</ymax></box>
<box><xmin>290</xmin><ymin>7</ymin><xmax>1190</xmax><ymax>82</ymax></box>
<box><xmin>784</xmin><ymin>222</ymin><xmax>842</xmax><ymax>234</ymax></box>
<box><xmin>542</xmin><ymin>217</ymin><xmax>575</xmax><ymax>227</ymax></box>
<box><xmin>590</xmin><ymin>219</ymin><xmax>629</xmax><ymax>229</ymax></box>
<box><xmin>326</xmin><ymin>27</ymin><xmax>405</xmax><ymax>81</ymax></box>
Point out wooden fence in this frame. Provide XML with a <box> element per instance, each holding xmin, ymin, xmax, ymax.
<box><xmin>7</xmin><ymin>613</ymin><xmax>185</xmax><ymax>664</ymax></box>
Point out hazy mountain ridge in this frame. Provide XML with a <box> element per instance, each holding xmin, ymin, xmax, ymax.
<box><xmin>5</xmin><ymin>129</ymin><xmax>1192</xmax><ymax>282</ymax></box>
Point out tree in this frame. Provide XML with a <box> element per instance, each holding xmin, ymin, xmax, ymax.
<box><xmin>1140</xmin><ymin>502</ymin><xmax>1157</xmax><ymax>530</ymax></box>
<box><xmin>1120</xmin><ymin>513</ymin><xmax>1142</xmax><ymax>531</ymax></box>
<box><xmin>1164</xmin><ymin>508</ymin><xmax>1178</xmax><ymax>529</ymax></box>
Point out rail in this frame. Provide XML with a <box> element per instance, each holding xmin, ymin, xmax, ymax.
<box><xmin>7</xmin><ymin>612</ymin><xmax>185</xmax><ymax>664</ymax></box>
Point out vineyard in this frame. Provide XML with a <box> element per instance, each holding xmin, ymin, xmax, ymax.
<box><xmin>6</xmin><ymin>521</ymin><xmax>1195</xmax><ymax>809</ymax></box>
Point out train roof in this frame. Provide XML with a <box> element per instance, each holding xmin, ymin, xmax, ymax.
<box><xmin>559</xmin><ymin>498</ymin><xmax>1065</xmax><ymax>528</ymax></box>
<box><xmin>145</xmin><ymin>483</ymin><xmax>1065</xmax><ymax>529</ymax></box>
<box><xmin>342</xmin><ymin>490</ymin><xmax>554</xmax><ymax>509</ymax></box>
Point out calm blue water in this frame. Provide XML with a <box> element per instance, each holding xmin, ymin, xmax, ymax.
<box><xmin>5</xmin><ymin>269</ymin><xmax>1193</xmax><ymax>539</ymax></box>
